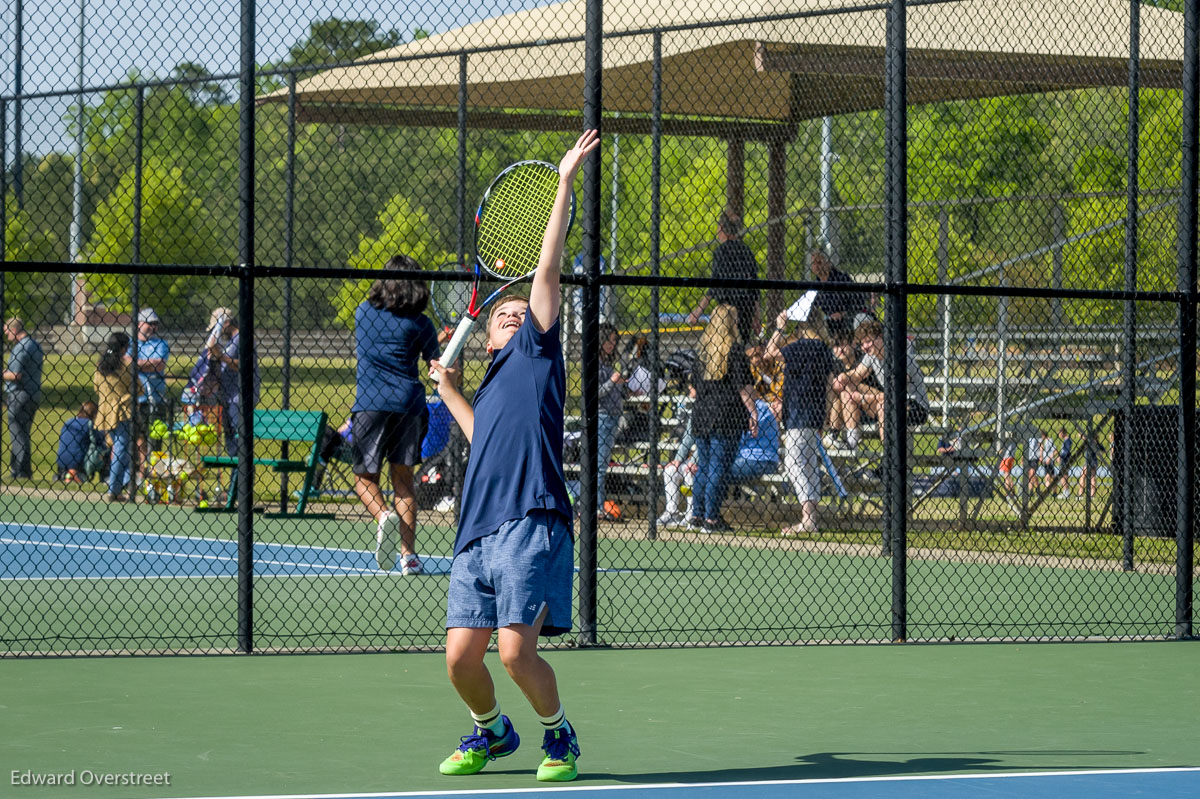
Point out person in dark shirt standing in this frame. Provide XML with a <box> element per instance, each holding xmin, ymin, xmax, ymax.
<box><xmin>809</xmin><ymin>249</ymin><xmax>868</xmax><ymax>338</ymax></box>
<box><xmin>3</xmin><ymin>317</ymin><xmax>44</xmax><ymax>480</ymax></box>
<box><xmin>768</xmin><ymin>307</ymin><xmax>839</xmax><ymax>535</ymax></box>
<box><xmin>352</xmin><ymin>254</ymin><xmax>441</xmax><ymax>576</ymax></box>
<box><xmin>689</xmin><ymin>303</ymin><xmax>757</xmax><ymax>532</ymax></box>
<box><xmin>687</xmin><ymin>208</ymin><xmax>761</xmax><ymax>344</ymax></box>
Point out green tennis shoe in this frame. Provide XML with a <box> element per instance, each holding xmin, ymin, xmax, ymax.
<box><xmin>536</xmin><ymin>726</ymin><xmax>580</xmax><ymax>782</ymax></box>
<box><xmin>439</xmin><ymin>716</ymin><xmax>520</xmax><ymax>776</ymax></box>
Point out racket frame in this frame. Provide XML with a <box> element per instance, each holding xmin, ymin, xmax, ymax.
<box><xmin>436</xmin><ymin>159</ymin><xmax>575</xmax><ymax>372</ymax></box>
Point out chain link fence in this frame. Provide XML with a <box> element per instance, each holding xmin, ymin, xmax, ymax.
<box><xmin>1</xmin><ymin>0</ymin><xmax>1196</xmax><ymax>655</ymax></box>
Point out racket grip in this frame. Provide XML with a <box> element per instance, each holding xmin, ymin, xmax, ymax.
<box><xmin>437</xmin><ymin>317</ymin><xmax>476</xmax><ymax>374</ymax></box>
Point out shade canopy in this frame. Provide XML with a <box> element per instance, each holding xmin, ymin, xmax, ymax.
<box><xmin>264</xmin><ymin>0</ymin><xmax>1183</xmax><ymax>137</ymax></box>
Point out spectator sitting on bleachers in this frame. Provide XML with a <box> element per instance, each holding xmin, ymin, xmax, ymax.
<box><xmin>657</xmin><ymin>387</ymin><xmax>697</xmax><ymax>528</ymax></box>
<box><xmin>831</xmin><ymin>319</ymin><xmax>930</xmax><ymax>452</ymax></box>
<box><xmin>824</xmin><ymin>327</ymin><xmax>876</xmax><ymax>450</ymax></box>
<box><xmin>726</xmin><ymin>398</ymin><xmax>780</xmax><ymax>489</ymax></box>
<box><xmin>56</xmin><ymin>401</ymin><xmax>101</xmax><ymax>483</ymax></box>
<box><xmin>767</xmin><ymin>306</ymin><xmax>840</xmax><ymax>536</ymax></box>
<box><xmin>745</xmin><ymin>337</ymin><xmax>785</xmax><ymax>423</ymax></box>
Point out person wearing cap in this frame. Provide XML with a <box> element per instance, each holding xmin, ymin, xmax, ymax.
<box><xmin>126</xmin><ymin>308</ymin><xmax>169</xmax><ymax>407</ymax></box>
<box><xmin>125</xmin><ymin>308</ymin><xmax>170</xmax><ymax>463</ymax></box>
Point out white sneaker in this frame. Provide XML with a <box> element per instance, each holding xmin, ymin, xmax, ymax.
<box><xmin>400</xmin><ymin>554</ymin><xmax>423</xmax><ymax>576</ymax></box>
<box><xmin>656</xmin><ymin>511</ymin><xmax>679</xmax><ymax>527</ymax></box>
<box><xmin>434</xmin><ymin>495</ymin><xmax>455</xmax><ymax>513</ymax></box>
<box><xmin>375</xmin><ymin>512</ymin><xmax>399</xmax><ymax>570</ymax></box>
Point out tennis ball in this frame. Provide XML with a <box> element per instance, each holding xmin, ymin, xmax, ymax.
<box><xmin>495</xmin><ymin>258</ymin><xmax>505</xmax><ymax>270</ymax></box>
<box><xmin>188</xmin><ymin>432</ymin><xmax>202</xmax><ymax>445</ymax></box>
<box><xmin>198</xmin><ymin>500</ymin><xmax>209</xmax><ymax>509</ymax></box>
<box><xmin>202</xmin><ymin>431</ymin><xmax>218</xmax><ymax>446</ymax></box>
<box><xmin>150</xmin><ymin>421</ymin><xmax>168</xmax><ymax>439</ymax></box>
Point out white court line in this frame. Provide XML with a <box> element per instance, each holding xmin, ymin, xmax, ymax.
<box><xmin>0</xmin><ymin>536</ymin><xmax>390</xmax><ymax>575</ymax></box>
<box><xmin>0</xmin><ymin>521</ymin><xmax>382</xmax><ymax>556</ymax></box>
<box><xmin>142</xmin><ymin>767</ymin><xmax>1200</xmax><ymax>799</ymax></box>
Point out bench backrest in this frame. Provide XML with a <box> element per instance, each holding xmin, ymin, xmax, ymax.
<box><xmin>252</xmin><ymin>409</ymin><xmax>327</xmax><ymax>447</ymax></box>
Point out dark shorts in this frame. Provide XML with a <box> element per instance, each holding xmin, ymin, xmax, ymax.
<box><xmin>351</xmin><ymin>409</ymin><xmax>427</xmax><ymax>473</ymax></box>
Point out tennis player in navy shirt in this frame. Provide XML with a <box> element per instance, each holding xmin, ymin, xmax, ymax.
<box><xmin>430</xmin><ymin>129</ymin><xmax>598</xmax><ymax>783</ymax></box>
<box><xmin>352</xmin><ymin>255</ymin><xmax>441</xmax><ymax>575</ymax></box>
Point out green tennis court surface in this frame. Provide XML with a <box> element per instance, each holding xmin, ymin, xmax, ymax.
<box><xmin>1</xmin><ymin>642</ymin><xmax>1196</xmax><ymax>798</ymax></box>
<box><xmin>1</xmin><ymin>494</ymin><xmax>1186</xmax><ymax>654</ymax></box>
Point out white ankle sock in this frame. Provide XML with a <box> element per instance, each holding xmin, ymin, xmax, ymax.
<box><xmin>538</xmin><ymin>706</ymin><xmax>570</xmax><ymax>732</ymax></box>
<box><xmin>471</xmin><ymin>703</ymin><xmax>505</xmax><ymax>735</ymax></box>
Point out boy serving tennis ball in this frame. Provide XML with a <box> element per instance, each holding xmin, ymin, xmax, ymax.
<box><xmin>429</xmin><ymin>129</ymin><xmax>599</xmax><ymax>783</ymax></box>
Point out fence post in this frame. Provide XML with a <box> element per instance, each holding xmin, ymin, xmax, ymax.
<box><xmin>647</xmin><ymin>31</ymin><xmax>663</xmax><ymax>542</ymax></box>
<box><xmin>937</xmin><ymin>208</ymin><xmax>950</xmax><ymax>429</ymax></box>
<box><xmin>13</xmin><ymin>0</ymin><xmax>23</xmax><ymax>208</ymax></box>
<box><xmin>457</xmin><ymin>54</ymin><xmax>468</xmax><ymax>264</ymax></box>
<box><xmin>1121</xmin><ymin>0</ymin><xmax>1140</xmax><ymax>571</ymax></box>
<box><xmin>765</xmin><ymin>138</ymin><xmax>787</xmax><ymax>325</ymax></box>
<box><xmin>576</xmin><ymin>0</ymin><xmax>603</xmax><ymax>647</ymax></box>
<box><xmin>280</xmin><ymin>73</ymin><xmax>296</xmax><ymax>508</ymax></box>
<box><xmin>129</xmin><ymin>87</ymin><xmax>144</xmax><ymax>492</ymax></box>
<box><xmin>1175</xmin><ymin>0</ymin><xmax>1198</xmax><ymax>641</ymax></box>
<box><xmin>726</xmin><ymin>137</ymin><xmax>744</xmax><ymax>219</ymax></box>
<box><xmin>236</xmin><ymin>0</ymin><xmax>257</xmax><ymax>655</ymax></box>
<box><xmin>885</xmin><ymin>0</ymin><xmax>909</xmax><ymax>641</ymax></box>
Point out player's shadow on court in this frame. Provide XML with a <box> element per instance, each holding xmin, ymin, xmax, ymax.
<box><xmin>599</xmin><ymin>749</ymin><xmax>1148</xmax><ymax>784</ymax></box>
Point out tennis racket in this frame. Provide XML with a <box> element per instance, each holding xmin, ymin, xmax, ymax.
<box><xmin>436</xmin><ymin>159</ymin><xmax>575</xmax><ymax>371</ymax></box>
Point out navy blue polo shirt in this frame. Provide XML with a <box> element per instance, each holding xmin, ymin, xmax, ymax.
<box><xmin>454</xmin><ymin>313</ymin><xmax>573</xmax><ymax>555</ymax></box>
<box><xmin>352</xmin><ymin>302</ymin><xmax>440</xmax><ymax>415</ymax></box>
<box><xmin>780</xmin><ymin>338</ymin><xmax>839</xmax><ymax>430</ymax></box>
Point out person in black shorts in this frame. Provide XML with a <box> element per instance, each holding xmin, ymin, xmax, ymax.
<box><xmin>351</xmin><ymin>254</ymin><xmax>441</xmax><ymax>575</ymax></box>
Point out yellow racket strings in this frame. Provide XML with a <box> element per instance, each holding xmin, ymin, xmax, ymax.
<box><xmin>476</xmin><ymin>163</ymin><xmax>559</xmax><ymax>279</ymax></box>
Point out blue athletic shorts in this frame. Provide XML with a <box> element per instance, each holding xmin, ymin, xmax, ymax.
<box><xmin>447</xmin><ymin>510</ymin><xmax>574</xmax><ymax>637</ymax></box>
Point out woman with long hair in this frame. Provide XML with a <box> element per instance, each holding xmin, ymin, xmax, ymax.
<box><xmin>94</xmin><ymin>331</ymin><xmax>132</xmax><ymax>502</ymax></box>
<box><xmin>688</xmin><ymin>303</ymin><xmax>756</xmax><ymax>532</ymax></box>
<box><xmin>353</xmin><ymin>253</ymin><xmax>441</xmax><ymax>575</ymax></box>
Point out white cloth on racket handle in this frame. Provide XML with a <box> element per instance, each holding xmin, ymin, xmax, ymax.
<box><xmin>436</xmin><ymin>316</ymin><xmax>476</xmax><ymax>376</ymax></box>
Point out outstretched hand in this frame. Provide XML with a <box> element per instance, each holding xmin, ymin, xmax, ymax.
<box><xmin>559</xmin><ymin>129</ymin><xmax>600</xmax><ymax>182</ymax></box>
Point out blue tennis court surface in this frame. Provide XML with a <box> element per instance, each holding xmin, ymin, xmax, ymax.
<box><xmin>0</xmin><ymin>522</ymin><xmax>638</xmax><ymax>580</ymax></box>
<box><xmin>178</xmin><ymin>768</ymin><xmax>1200</xmax><ymax>799</ymax></box>
<box><xmin>0</xmin><ymin>522</ymin><xmax>454</xmax><ymax>579</ymax></box>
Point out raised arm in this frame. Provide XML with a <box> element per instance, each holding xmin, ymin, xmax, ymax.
<box><xmin>429</xmin><ymin>361</ymin><xmax>475</xmax><ymax>443</ymax></box>
<box><xmin>528</xmin><ymin>129</ymin><xmax>600</xmax><ymax>332</ymax></box>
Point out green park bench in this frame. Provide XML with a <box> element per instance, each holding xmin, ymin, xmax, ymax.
<box><xmin>196</xmin><ymin>409</ymin><xmax>334</xmax><ymax>519</ymax></box>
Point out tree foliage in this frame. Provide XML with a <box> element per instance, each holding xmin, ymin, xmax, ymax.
<box><xmin>2</xmin><ymin>16</ymin><xmax>1190</xmax><ymax>337</ymax></box>
<box><xmin>83</xmin><ymin>160</ymin><xmax>222</xmax><ymax>326</ymax></box>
